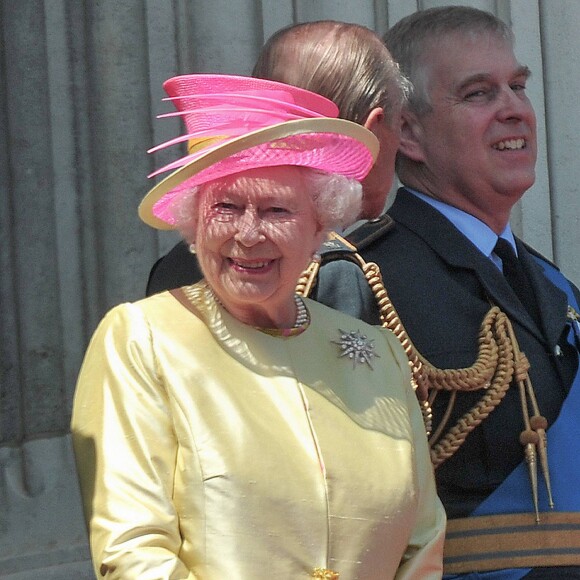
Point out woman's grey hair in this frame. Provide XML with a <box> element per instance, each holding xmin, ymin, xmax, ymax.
<box><xmin>253</xmin><ymin>20</ymin><xmax>410</xmax><ymax>127</ymax></box>
<box><xmin>171</xmin><ymin>168</ymin><xmax>363</xmax><ymax>243</ymax></box>
<box><xmin>384</xmin><ymin>6</ymin><xmax>514</xmax><ymax>115</ymax></box>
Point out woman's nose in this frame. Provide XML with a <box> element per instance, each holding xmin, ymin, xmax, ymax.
<box><xmin>233</xmin><ymin>210</ymin><xmax>266</xmax><ymax>246</ymax></box>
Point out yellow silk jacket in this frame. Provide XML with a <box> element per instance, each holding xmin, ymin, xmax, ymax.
<box><xmin>71</xmin><ymin>281</ymin><xmax>445</xmax><ymax>579</ymax></box>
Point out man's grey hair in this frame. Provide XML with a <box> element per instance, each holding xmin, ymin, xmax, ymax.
<box><xmin>253</xmin><ymin>20</ymin><xmax>411</xmax><ymax>127</ymax></box>
<box><xmin>384</xmin><ymin>6</ymin><xmax>513</xmax><ymax>115</ymax></box>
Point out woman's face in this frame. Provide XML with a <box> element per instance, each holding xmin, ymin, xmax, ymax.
<box><xmin>195</xmin><ymin>166</ymin><xmax>325</xmax><ymax>327</ymax></box>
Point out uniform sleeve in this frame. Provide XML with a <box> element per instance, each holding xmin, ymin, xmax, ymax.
<box><xmin>71</xmin><ymin>304</ymin><xmax>198</xmax><ymax>579</ymax></box>
<box><xmin>381</xmin><ymin>330</ymin><xmax>446</xmax><ymax>579</ymax></box>
<box><xmin>315</xmin><ymin>259</ymin><xmax>381</xmax><ymax>325</ymax></box>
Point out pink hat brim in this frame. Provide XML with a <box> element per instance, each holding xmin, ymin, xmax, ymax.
<box><xmin>139</xmin><ymin>117</ymin><xmax>378</xmax><ymax>230</ymax></box>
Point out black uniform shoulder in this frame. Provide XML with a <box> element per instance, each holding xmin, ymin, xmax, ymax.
<box><xmin>521</xmin><ymin>240</ymin><xmax>560</xmax><ymax>270</ymax></box>
<box><xmin>345</xmin><ymin>214</ymin><xmax>395</xmax><ymax>251</ymax></box>
<box><xmin>146</xmin><ymin>241</ymin><xmax>204</xmax><ymax>296</ymax></box>
<box><xmin>316</xmin><ymin>215</ymin><xmax>395</xmax><ymax>269</ymax></box>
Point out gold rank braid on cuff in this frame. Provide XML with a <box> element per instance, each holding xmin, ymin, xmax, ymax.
<box><xmin>296</xmin><ymin>250</ymin><xmax>553</xmax><ymax>522</ymax></box>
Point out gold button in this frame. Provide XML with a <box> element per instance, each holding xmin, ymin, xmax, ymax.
<box><xmin>312</xmin><ymin>568</ymin><xmax>339</xmax><ymax>579</ymax></box>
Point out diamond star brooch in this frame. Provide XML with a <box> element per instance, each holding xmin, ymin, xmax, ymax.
<box><xmin>332</xmin><ymin>329</ymin><xmax>379</xmax><ymax>369</ymax></box>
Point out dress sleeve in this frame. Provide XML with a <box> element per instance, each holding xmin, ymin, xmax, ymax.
<box><xmin>381</xmin><ymin>329</ymin><xmax>446</xmax><ymax>579</ymax></box>
<box><xmin>71</xmin><ymin>304</ymin><xmax>197</xmax><ymax>579</ymax></box>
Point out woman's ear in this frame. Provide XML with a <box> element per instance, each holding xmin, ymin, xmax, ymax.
<box><xmin>399</xmin><ymin>110</ymin><xmax>426</xmax><ymax>163</ymax></box>
<box><xmin>311</xmin><ymin>227</ymin><xmax>327</xmax><ymax>257</ymax></box>
<box><xmin>314</xmin><ymin>225</ymin><xmax>327</xmax><ymax>246</ymax></box>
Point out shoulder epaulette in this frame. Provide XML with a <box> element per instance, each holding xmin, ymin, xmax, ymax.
<box><xmin>319</xmin><ymin>231</ymin><xmax>358</xmax><ymax>258</ymax></box>
<box><xmin>345</xmin><ymin>214</ymin><xmax>394</xmax><ymax>250</ymax></box>
<box><xmin>296</xmin><ymin>231</ymin><xmax>363</xmax><ymax>297</ymax></box>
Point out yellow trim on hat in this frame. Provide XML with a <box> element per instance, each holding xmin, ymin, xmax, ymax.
<box><xmin>187</xmin><ymin>136</ymin><xmax>226</xmax><ymax>155</ymax></box>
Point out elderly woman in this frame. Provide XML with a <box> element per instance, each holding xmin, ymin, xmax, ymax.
<box><xmin>71</xmin><ymin>74</ymin><xmax>445</xmax><ymax>579</ymax></box>
<box><xmin>146</xmin><ymin>21</ymin><xmax>409</xmax><ymax>296</ymax></box>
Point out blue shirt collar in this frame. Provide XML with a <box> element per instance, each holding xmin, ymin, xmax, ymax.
<box><xmin>406</xmin><ymin>188</ymin><xmax>517</xmax><ymax>269</ymax></box>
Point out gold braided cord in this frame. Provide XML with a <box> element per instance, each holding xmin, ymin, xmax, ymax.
<box><xmin>362</xmin><ymin>259</ymin><xmax>500</xmax><ymax>393</ymax></box>
<box><xmin>296</xmin><ymin>251</ymin><xmax>553</xmax><ymax>516</ymax></box>
<box><xmin>427</xmin><ymin>316</ymin><xmax>514</xmax><ymax>467</ymax></box>
<box><xmin>357</xmin><ymin>259</ymin><xmax>522</xmax><ymax>465</ymax></box>
<box><xmin>296</xmin><ymin>257</ymin><xmax>321</xmax><ymax>298</ymax></box>
<box><xmin>297</xmin><ymin>253</ymin><xmax>531</xmax><ymax>465</ymax></box>
<box><xmin>358</xmin><ymin>258</ymin><xmax>534</xmax><ymax>466</ymax></box>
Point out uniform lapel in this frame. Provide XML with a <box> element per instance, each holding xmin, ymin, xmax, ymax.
<box><xmin>388</xmin><ymin>189</ymin><xmax>550</xmax><ymax>343</ymax></box>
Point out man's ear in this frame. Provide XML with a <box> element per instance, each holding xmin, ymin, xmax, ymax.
<box><xmin>363</xmin><ymin>107</ymin><xmax>385</xmax><ymax>134</ymax></box>
<box><xmin>399</xmin><ymin>110</ymin><xmax>426</xmax><ymax>162</ymax></box>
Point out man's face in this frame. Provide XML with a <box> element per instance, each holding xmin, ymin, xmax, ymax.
<box><xmin>403</xmin><ymin>31</ymin><xmax>537</xmax><ymax>230</ymax></box>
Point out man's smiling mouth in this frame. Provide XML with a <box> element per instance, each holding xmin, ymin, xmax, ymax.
<box><xmin>493</xmin><ymin>138</ymin><xmax>526</xmax><ymax>151</ymax></box>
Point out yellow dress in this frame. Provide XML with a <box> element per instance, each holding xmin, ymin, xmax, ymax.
<box><xmin>71</xmin><ymin>281</ymin><xmax>445</xmax><ymax>579</ymax></box>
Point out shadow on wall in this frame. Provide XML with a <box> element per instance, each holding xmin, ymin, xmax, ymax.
<box><xmin>0</xmin><ymin>435</ymin><xmax>94</xmax><ymax>579</ymax></box>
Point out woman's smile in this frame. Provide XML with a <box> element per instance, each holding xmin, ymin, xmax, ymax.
<box><xmin>227</xmin><ymin>257</ymin><xmax>275</xmax><ymax>274</ymax></box>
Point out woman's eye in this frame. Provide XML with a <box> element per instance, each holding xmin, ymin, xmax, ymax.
<box><xmin>214</xmin><ymin>202</ymin><xmax>238</xmax><ymax>212</ymax></box>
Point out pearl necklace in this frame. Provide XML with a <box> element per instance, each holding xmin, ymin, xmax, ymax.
<box><xmin>294</xmin><ymin>295</ymin><xmax>310</xmax><ymax>328</ymax></box>
<box><xmin>210</xmin><ymin>289</ymin><xmax>310</xmax><ymax>330</ymax></box>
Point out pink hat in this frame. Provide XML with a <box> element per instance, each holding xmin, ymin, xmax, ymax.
<box><xmin>139</xmin><ymin>74</ymin><xmax>379</xmax><ymax>230</ymax></box>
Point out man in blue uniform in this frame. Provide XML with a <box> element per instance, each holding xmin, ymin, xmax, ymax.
<box><xmin>316</xmin><ymin>6</ymin><xmax>580</xmax><ymax>579</ymax></box>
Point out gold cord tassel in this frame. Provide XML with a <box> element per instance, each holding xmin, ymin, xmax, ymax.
<box><xmin>531</xmin><ymin>414</ymin><xmax>554</xmax><ymax>509</ymax></box>
<box><xmin>508</xmin><ymin>323</ymin><xmax>553</xmax><ymax>521</ymax></box>
<box><xmin>521</xmin><ymin>438</ymin><xmax>540</xmax><ymax>523</ymax></box>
